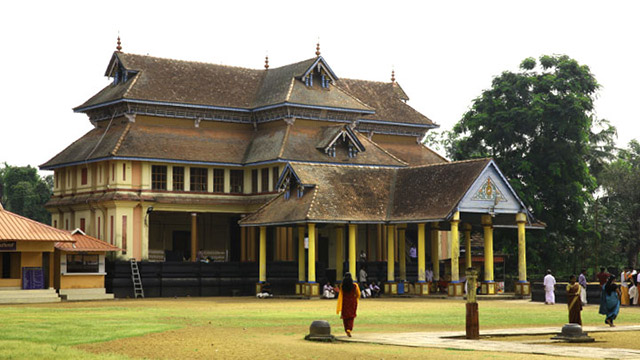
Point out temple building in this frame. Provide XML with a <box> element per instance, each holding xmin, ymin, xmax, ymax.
<box><xmin>41</xmin><ymin>40</ymin><xmax>539</xmax><ymax>297</ymax></box>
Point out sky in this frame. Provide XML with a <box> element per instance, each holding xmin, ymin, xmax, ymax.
<box><xmin>1</xmin><ymin>1</ymin><xmax>638</xmax><ymax>172</ymax></box>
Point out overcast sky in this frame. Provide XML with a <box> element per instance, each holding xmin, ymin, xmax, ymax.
<box><xmin>1</xmin><ymin>1</ymin><xmax>638</xmax><ymax>172</ymax></box>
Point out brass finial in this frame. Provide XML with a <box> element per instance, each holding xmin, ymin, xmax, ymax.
<box><xmin>315</xmin><ymin>42</ymin><xmax>321</xmax><ymax>57</ymax></box>
<box><xmin>391</xmin><ymin>69</ymin><xmax>396</xmax><ymax>84</ymax></box>
<box><xmin>116</xmin><ymin>36</ymin><xmax>122</xmax><ymax>52</ymax></box>
<box><xmin>264</xmin><ymin>55</ymin><xmax>269</xmax><ymax>70</ymax></box>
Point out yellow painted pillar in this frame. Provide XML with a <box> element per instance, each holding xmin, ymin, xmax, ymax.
<box><xmin>308</xmin><ymin>223</ymin><xmax>316</xmax><ymax>283</ymax></box>
<box><xmin>259</xmin><ymin>226</ymin><xmax>267</xmax><ymax>283</ymax></box>
<box><xmin>464</xmin><ymin>223</ymin><xmax>472</xmax><ymax>269</ymax></box>
<box><xmin>431</xmin><ymin>223</ymin><xmax>440</xmax><ymax>281</ymax></box>
<box><xmin>398</xmin><ymin>225</ymin><xmax>406</xmax><ymax>281</ymax></box>
<box><xmin>482</xmin><ymin>214</ymin><xmax>495</xmax><ymax>294</ymax></box>
<box><xmin>336</xmin><ymin>226</ymin><xmax>344</xmax><ymax>280</ymax></box>
<box><xmin>450</xmin><ymin>212</ymin><xmax>460</xmax><ymax>282</ymax></box>
<box><xmin>387</xmin><ymin>225</ymin><xmax>395</xmax><ymax>282</ymax></box>
<box><xmin>298</xmin><ymin>226</ymin><xmax>305</xmax><ymax>283</ymax></box>
<box><xmin>190</xmin><ymin>213</ymin><xmax>197</xmax><ymax>262</ymax></box>
<box><xmin>417</xmin><ymin>223</ymin><xmax>426</xmax><ymax>282</ymax></box>
<box><xmin>516</xmin><ymin>213</ymin><xmax>527</xmax><ymax>282</ymax></box>
<box><xmin>348</xmin><ymin>224</ymin><xmax>357</xmax><ymax>276</ymax></box>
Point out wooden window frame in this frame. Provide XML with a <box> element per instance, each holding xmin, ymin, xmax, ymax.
<box><xmin>190</xmin><ymin>167</ymin><xmax>208</xmax><ymax>192</ymax></box>
<box><xmin>151</xmin><ymin>165</ymin><xmax>168</xmax><ymax>190</ymax></box>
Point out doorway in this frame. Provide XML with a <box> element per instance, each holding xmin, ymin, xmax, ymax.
<box><xmin>171</xmin><ymin>231</ymin><xmax>191</xmax><ymax>261</ymax></box>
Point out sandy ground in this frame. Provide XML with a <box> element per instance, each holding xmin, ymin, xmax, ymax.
<box><xmin>492</xmin><ymin>330</ymin><xmax>640</xmax><ymax>349</ymax></box>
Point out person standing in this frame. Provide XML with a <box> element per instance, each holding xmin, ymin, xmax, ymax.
<box><xmin>578</xmin><ymin>269</ymin><xmax>588</xmax><ymax>305</ymax></box>
<box><xmin>566</xmin><ymin>275</ymin><xmax>583</xmax><ymax>325</ymax></box>
<box><xmin>629</xmin><ymin>277</ymin><xmax>638</xmax><ymax>306</ymax></box>
<box><xmin>359</xmin><ymin>266</ymin><xmax>368</xmax><ymax>286</ymax></box>
<box><xmin>599</xmin><ymin>275</ymin><xmax>621</xmax><ymax>327</ymax></box>
<box><xmin>425</xmin><ymin>265</ymin><xmax>434</xmax><ymax>283</ymax></box>
<box><xmin>621</xmin><ymin>267</ymin><xmax>631</xmax><ymax>306</ymax></box>
<box><xmin>543</xmin><ymin>269</ymin><xmax>556</xmax><ymax>305</ymax></box>
<box><xmin>336</xmin><ymin>272</ymin><xmax>361</xmax><ymax>337</ymax></box>
<box><xmin>596</xmin><ymin>267</ymin><xmax>610</xmax><ymax>287</ymax></box>
<box><xmin>409</xmin><ymin>244</ymin><xmax>417</xmax><ymax>263</ymax></box>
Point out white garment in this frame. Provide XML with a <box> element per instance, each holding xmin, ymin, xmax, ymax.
<box><xmin>580</xmin><ymin>285</ymin><xmax>587</xmax><ymax>305</ymax></box>
<box><xmin>543</xmin><ymin>274</ymin><xmax>556</xmax><ymax>304</ymax></box>
<box><xmin>621</xmin><ymin>272</ymin><xmax>628</xmax><ymax>288</ymax></box>
<box><xmin>359</xmin><ymin>269</ymin><xmax>367</xmax><ymax>283</ymax></box>
<box><xmin>361</xmin><ymin>288</ymin><xmax>371</xmax><ymax>298</ymax></box>
<box><xmin>426</xmin><ymin>269</ymin><xmax>434</xmax><ymax>283</ymax></box>
<box><xmin>629</xmin><ymin>285</ymin><xmax>638</xmax><ymax>305</ymax></box>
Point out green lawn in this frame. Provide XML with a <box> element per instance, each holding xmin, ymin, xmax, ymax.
<box><xmin>0</xmin><ymin>297</ymin><xmax>637</xmax><ymax>359</ymax></box>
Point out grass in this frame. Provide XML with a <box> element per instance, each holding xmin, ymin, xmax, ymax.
<box><xmin>1</xmin><ymin>297</ymin><xmax>639</xmax><ymax>359</ymax></box>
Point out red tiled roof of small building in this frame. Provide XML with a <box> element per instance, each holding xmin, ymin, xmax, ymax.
<box><xmin>0</xmin><ymin>204</ymin><xmax>74</xmax><ymax>242</ymax></box>
<box><xmin>55</xmin><ymin>229</ymin><xmax>120</xmax><ymax>252</ymax></box>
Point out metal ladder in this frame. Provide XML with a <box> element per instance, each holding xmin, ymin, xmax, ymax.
<box><xmin>130</xmin><ymin>259</ymin><xmax>144</xmax><ymax>299</ymax></box>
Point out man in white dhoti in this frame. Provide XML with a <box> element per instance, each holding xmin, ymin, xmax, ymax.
<box><xmin>578</xmin><ymin>269</ymin><xmax>588</xmax><ymax>305</ymax></box>
<box><xmin>543</xmin><ymin>269</ymin><xmax>556</xmax><ymax>305</ymax></box>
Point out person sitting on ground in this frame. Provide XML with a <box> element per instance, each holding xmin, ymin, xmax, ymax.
<box><xmin>369</xmin><ymin>282</ymin><xmax>381</xmax><ymax>298</ymax></box>
<box><xmin>257</xmin><ymin>283</ymin><xmax>272</xmax><ymax>299</ymax></box>
<box><xmin>323</xmin><ymin>281</ymin><xmax>336</xmax><ymax>299</ymax></box>
<box><xmin>361</xmin><ymin>282</ymin><xmax>372</xmax><ymax>298</ymax></box>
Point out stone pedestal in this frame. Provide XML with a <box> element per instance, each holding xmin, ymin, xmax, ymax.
<box><xmin>255</xmin><ymin>282</ymin><xmax>269</xmax><ymax>295</ymax></box>
<box><xmin>414</xmin><ymin>282</ymin><xmax>430</xmax><ymax>296</ymax></box>
<box><xmin>448</xmin><ymin>281</ymin><xmax>464</xmax><ymax>297</ymax></box>
<box><xmin>399</xmin><ymin>281</ymin><xmax>412</xmax><ymax>295</ymax></box>
<box><xmin>481</xmin><ymin>281</ymin><xmax>496</xmax><ymax>295</ymax></box>
<box><xmin>514</xmin><ymin>281</ymin><xmax>531</xmax><ymax>297</ymax></box>
<box><xmin>551</xmin><ymin>323</ymin><xmax>594</xmax><ymax>343</ymax></box>
<box><xmin>384</xmin><ymin>282</ymin><xmax>397</xmax><ymax>295</ymax></box>
<box><xmin>303</xmin><ymin>282</ymin><xmax>320</xmax><ymax>297</ymax></box>
<box><xmin>295</xmin><ymin>282</ymin><xmax>304</xmax><ymax>295</ymax></box>
<box><xmin>304</xmin><ymin>320</ymin><xmax>335</xmax><ymax>342</ymax></box>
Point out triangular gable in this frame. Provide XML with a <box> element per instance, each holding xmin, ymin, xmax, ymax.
<box><xmin>104</xmin><ymin>52</ymin><xmax>139</xmax><ymax>84</ymax></box>
<box><xmin>458</xmin><ymin>160</ymin><xmax>530</xmax><ymax>218</ymax></box>
<box><xmin>300</xmin><ymin>56</ymin><xmax>338</xmax><ymax>84</ymax></box>
<box><xmin>316</xmin><ymin>126</ymin><xmax>365</xmax><ymax>155</ymax></box>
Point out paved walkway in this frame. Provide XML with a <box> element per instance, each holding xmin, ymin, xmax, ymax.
<box><xmin>338</xmin><ymin>325</ymin><xmax>640</xmax><ymax>359</ymax></box>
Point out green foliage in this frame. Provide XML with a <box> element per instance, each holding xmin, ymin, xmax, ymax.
<box><xmin>0</xmin><ymin>163</ymin><xmax>52</xmax><ymax>224</ymax></box>
<box><xmin>445</xmin><ymin>55</ymin><xmax>616</xmax><ymax>276</ymax></box>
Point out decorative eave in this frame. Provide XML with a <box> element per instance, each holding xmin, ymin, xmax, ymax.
<box><xmin>300</xmin><ymin>56</ymin><xmax>338</xmax><ymax>83</ymax></box>
<box><xmin>316</xmin><ymin>126</ymin><xmax>365</xmax><ymax>154</ymax></box>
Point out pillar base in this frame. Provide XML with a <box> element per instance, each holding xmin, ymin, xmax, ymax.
<box><xmin>384</xmin><ymin>282</ymin><xmax>398</xmax><ymax>295</ymax></box>
<box><xmin>303</xmin><ymin>282</ymin><xmax>320</xmax><ymax>297</ymax></box>
<box><xmin>448</xmin><ymin>281</ymin><xmax>464</xmax><ymax>297</ymax></box>
<box><xmin>255</xmin><ymin>282</ymin><xmax>269</xmax><ymax>295</ymax></box>
<box><xmin>514</xmin><ymin>281</ymin><xmax>531</xmax><ymax>297</ymax></box>
<box><xmin>414</xmin><ymin>282</ymin><xmax>430</xmax><ymax>296</ymax></box>
<box><xmin>295</xmin><ymin>282</ymin><xmax>304</xmax><ymax>295</ymax></box>
<box><xmin>481</xmin><ymin>281</ymin><xmax>496</xmax><ymax>295</ymax></box>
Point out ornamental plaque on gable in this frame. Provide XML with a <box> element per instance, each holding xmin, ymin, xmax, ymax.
<box><xmin>471</xmin><ymin>177</ymin><xmax>506</xmax><ymax>202</ymax></box>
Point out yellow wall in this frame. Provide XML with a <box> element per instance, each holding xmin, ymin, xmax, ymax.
<box><xmin>59</xmin><ymin>274</ymin><xmax>105</xmax><ymax>289</ymax></box>
<box><xmin>0</xmin><ymin>279</ymin><xmax>21</xmax><ymax>288</ymax></box>
<box><xmin>20</xmin><ymin>252</ymin><xmax>42</xmax><ymax>268</ymax></box>
<box><xmin>17</xmin><ymin>242</ymin><xmax>54</xmax><ymax>252</ymax></box>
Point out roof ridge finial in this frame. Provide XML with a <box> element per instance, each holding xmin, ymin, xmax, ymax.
<box><xmin>391</xmin><ymin>67</ymin><xmax>396</xmax><ymax>85</ymax></box>
<box><xmin>315</xmin><ymin>39</ymin><xmax>321</xmax><ymax>57</ymax></box>
<box><xmin>264</xmin><ymin>54</ymin><xmax>269</xmax><ymax>70</ymax></box>
<box><xmin>116</xmin><ymin>34</ymin><xmax>122</xmax><ymax>52</ymax></box>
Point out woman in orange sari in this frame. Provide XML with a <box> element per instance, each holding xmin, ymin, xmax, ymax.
<box><xmin>336</xmin><ymin>272</ymin><xmax>361</xmax><ymax>337</ymax></box>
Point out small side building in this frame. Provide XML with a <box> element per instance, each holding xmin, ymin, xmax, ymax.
<box><xmin>54</xmin><ymin>229</ymin><xmax>120</xmax><ymax>301</ymax></box>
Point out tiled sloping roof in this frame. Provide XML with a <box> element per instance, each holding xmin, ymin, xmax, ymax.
<box><xmin>77</xmin><ymin>53</ymin><xmax>264</xmax><ymax>110</ymax></box>
<box><xmin>242</xmin><ymin>126</ymin><xmax>289</xmax><ymax>164</ymax></box>
<box><xmin>372</xmin><ymin>140</ymin><xmax>448</xmax><ymax>166</ymax></box>
<box><xmin>390</xmin><ymin>159</ymin><xmax>490</xmax><ymax>221</ymax></box>
<box><xmin>41</xmin><ymin>122</ymin><xmax>254</xmax><ymax>168</ymax></box>
<box><xmin>56</xmin><ymin>230</ymin><xmax>120</xmax><ymax>252</ymax></box>
<box><xmin>239</xmin><ymin>159</ymin><xmax>492</xmax><ymax>225</ymax></box>
<box><xmin>336</xmin><ymin>79</ymin><xmax>435</xmax><ymax>126</ymax></box>
<box><xmin>40</xmin><ymin>123</ymin><xmax>129</xmax><ymax>169</ymax></box>
<box><xmin>285</xmin><ymin>80</ymin><xmax>372</xmax><ymax>111</ymax></box>
<box><xmin>0</xmin><ymin>206</ymin><xmax>74</xmax><ymax>242</ymax></box>
<box><xmin>252</xmin><ymin>58</ymin><xmax>317</xmax><ymax>108</ymax></box>
<box><xmin>279</xmin><ymin>125</ymin><xmax>407</xmax><ymax>166</ymax></box>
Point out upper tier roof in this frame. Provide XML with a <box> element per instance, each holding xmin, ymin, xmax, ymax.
<box><xmin>74</xmin><ymin>52</ymin><xmax>436</xmax><ymax>127</ymax></box>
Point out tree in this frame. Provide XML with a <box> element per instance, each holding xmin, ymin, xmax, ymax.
<box><xmin>0</xmin><ymin>163</ymin><xmax>53</xmax><ymax>224</ymax></box>
<box><xmin>446</xmin><ymin>55</ymin><xmax>616</xmax><ymax>275</ymax></box>
<box><xmin>599</xmin><ymin>140</ymin><xmax>640</xmax><ymax>267</ymax></box>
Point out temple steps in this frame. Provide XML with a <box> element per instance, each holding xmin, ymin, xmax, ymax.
<box><xmin>0</xmin><ymin>288</ymin><xmax>61</xmax><ymax>304</ymax></box>
<box><xmin>59</xmin><ymin>288</ymin><xmax>115</xmax><ymax>301</ymax></box>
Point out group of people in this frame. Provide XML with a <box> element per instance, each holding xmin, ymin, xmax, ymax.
<box><xmin>543</xmin><ymin>268</ymin><xmax>621</xmax><ymax>327</ymax></box>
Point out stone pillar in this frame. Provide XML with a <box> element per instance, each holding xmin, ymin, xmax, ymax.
<box><xmin>415</xmin><ymin>223</ymin><xmax>429</xmax><ymax>295</ymax></box>
<box><xmin>190</xmin><ymin>213</ymin><xmax>197</xmax><ymax>262</ymax></box>
<box><xmin>336</xmin><ymin>226</ymin><xmax>344</xmax><ymax>281</ymax></box>
<box><xmin>464</xmin><ymin>223</ymin><xmax>472</xmax><ymax>269</ymax></box>
<box><xmin>385</xmin><ymin>225</ymin><xmax>397</xmax><ymax>295</ymax></box>
<box><xmin>296</xmin><ymin>226</ymin><xmax>305</xmax><ymax>294</ymax></box>
<box><xmin>348</xmin><ymin>224</ymin><xmax>357</xmax><ymax>276</ymax></box>
<box><xmin>481</xmin><ymin>215</ymin><xmax>495</xmax><ymax>295</ymax></box>
<box><xmin>515</xmin><ymin>212</ymin><xmax>530</xmax><ymax>297</ymax></box>
<box><xmin>448</xmin><ymin>212</ymin><xmax>463</xmax><ymax>297</ymax></box>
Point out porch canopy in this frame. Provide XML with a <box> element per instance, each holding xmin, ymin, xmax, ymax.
<box><xmin>239</xmin><ymin>158</ymin><xmax>542</xmax><ymax>296</ymax></box>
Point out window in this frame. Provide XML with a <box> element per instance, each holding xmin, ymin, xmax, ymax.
<box><xmin>53</xmin><ymin>220</ymin><xmax>57</xmax><ymax>228</ymax></box>
<box><xmin>66</xmin><ymin>254</ymin><xmax>99</xmax><ymax>273</ymax></box>
<box><xmin>80</xmin><ymin>218</ymin><xmax>86</xmax><ymax>232</ymax></box>
<box><xmin>261</xmin><ymin>168</ymin><xmax>270</xmax><ymax>192</ymax></box>
<box><xmin>111</xmin><ymin>164</ymin><xmax>115</xmax><ymax>181</ymax></box>
<box><xmin>321</xmin><ymin>75</ymin><xmax>330</xmax><ymax>88</ymax></box>
<box><xmin>122</xmin><ymin>215</ymin><xmax>127</xmax><ymax>255</ymax></box>
<box><xmin>173</xmin><ymin>166</ymin><xmax>184</xmax><ymax>191</ymax></box>
<box><xmin>151</xmin><ymin>165</ymin><xmax>167</xmax><ymax>190</ymax></box>
<box><xmin>81</xmin><ymin>168</ymin><xmax>88</xmax><ymax>185</ymax></box>
<box><xmin>98</xmin><ymin>166</ymin><xmax>102</xmax><ymax>184</ymax></box>
<box><xmin>190</xmin><ymin>167</ymin><xmax>208</xmax><ymax>192</ymax></box>
<box><xmin>251</xmin><ymin>169</ymin><xmax>258</xmax><ymax>193</ymax></box>
<box><xmin>55</xmin><ymin>172</ymin><xmax>58</xmax><ymax>188</ymax></box>
<box><xmin>213</xmin><ymin>169</ymin><xmax>224</xmax><ymax>193</ymax></box>
<box><xmin>272</xmin><ymin>167</ymin><xmax>279</xmax><ymax>190</ymax></box>
<box><xmin>230</xmin><ymin>170</ymin><xmax>244</xmax><ymax>193</ymax></box>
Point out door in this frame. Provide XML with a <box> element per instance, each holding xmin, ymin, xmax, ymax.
<box><xmin>172</xmin><ymin>231</ymin><xmax>191</xmax><ymax>261</ymax></box>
